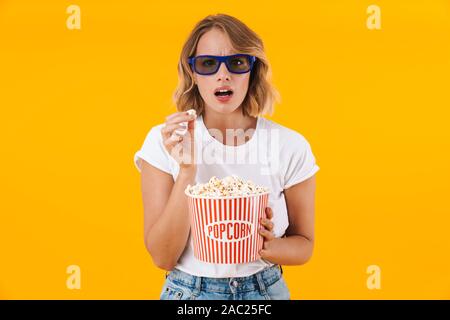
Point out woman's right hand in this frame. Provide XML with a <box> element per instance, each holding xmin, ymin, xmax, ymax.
<box><xmin>161</xmin><ymin>110</ymin><xmax>197</xmax><ymax>174</ymax></box>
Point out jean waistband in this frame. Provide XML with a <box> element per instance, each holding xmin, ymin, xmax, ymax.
<box><xmin>166</xmin><ymin>264</ymin><xmax>283</xmax><ymax>294</ymax></box>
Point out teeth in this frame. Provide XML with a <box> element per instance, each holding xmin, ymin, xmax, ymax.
<box><xmin>217</xmin><ymin>89</ymin><xmax>231</xmax><ymax>93</ymax></box>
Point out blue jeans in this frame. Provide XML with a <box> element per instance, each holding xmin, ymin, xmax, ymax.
<box><xmin>160</xmin><ymin>264</ymin><xmax>290</xmax><ymax>300</ymax></box>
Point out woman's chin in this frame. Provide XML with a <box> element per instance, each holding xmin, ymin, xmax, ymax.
<box><xmin>208</xmin><ymin>103</ymin><xmax>240</xmax><ymax>115</ymax></box>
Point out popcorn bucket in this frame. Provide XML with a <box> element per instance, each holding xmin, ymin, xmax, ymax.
<box><xmin>185</xmin><ymin>191</ymin><xmax>269</xmax><ymax>264</ymax></box>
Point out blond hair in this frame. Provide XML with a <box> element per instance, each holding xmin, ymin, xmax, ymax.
<box><xmin>173</xmin><ymin>14</ymin><xmax>280</xmax><ymax>117</ymax></box>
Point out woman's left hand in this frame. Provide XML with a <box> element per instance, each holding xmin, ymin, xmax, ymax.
<box><xmin>258</xmin><ymin>207</ymin><xmax>280</xmax><ymax>261</ymax></box>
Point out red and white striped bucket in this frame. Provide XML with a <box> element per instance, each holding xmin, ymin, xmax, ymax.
<box><xmin>185</xmin><ymin>191</ymin><xmax>269</xmax><ymax>264</ymax></box>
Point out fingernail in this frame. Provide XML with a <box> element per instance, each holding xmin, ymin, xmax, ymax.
<box><xmin>186</xmin><ymin>109</ymin><xmax>196</xmax><ymax>118</ymax></box>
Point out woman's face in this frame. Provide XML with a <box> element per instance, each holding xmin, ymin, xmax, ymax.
<box><xmin>193</xmin><ymin>28</ymin><xmax>250</xmax><ymax>115</ymax></box>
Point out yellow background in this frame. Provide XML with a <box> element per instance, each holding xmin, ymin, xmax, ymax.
<box><xmin>1</xmin><ymin>0</ymin><xmax>449</xmax><ymax>299</ymax></box>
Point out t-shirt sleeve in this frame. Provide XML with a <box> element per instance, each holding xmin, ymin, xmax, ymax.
<box><xmin>134</xmin><ymin>125</ymin><xmax>173</xmax><ymax>175</ymax></box>
<box><xmin>283</xmin><ymin>134</ymin><xmax>320</xmax><ymax>189</ymax></box>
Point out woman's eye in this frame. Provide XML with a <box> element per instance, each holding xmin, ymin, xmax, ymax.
<box><xmin>202</xmin><ymin>59</ymin><xmax>216</xmax><ymax>67</ymax></box>
<box><xmin>230</xmin><ymin>59</ymin><xmax>243</xmax><ymax>65</ymax></box>
<box><xmin>230</xmin><ymin>58</ymin><xmax>248</xmax><ymax>67</ymax></box>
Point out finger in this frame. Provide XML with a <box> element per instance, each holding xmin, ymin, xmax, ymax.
<box><xmin>259</xmin><ymin>249</ymin><xmax>268</xmax><ymax>258</ymax></box>
<box><xmin>161</xmin><ymin>123</ymin><xmax>187</xmax><ymax>139</ymax></box>
<box><xmin>166</xmin><ymin>111</ymin><xmax>197</xmax><ymax>125</ymax></box>
<box><xmin>170</xmin><ymin>132</ymin><xmax>183</xmax><ymax>142</ymax></box>
<box><xmin>163</xmin><ymin>132</ymin><xmax>183</xmax><ymax>148</ymax></box>
<box><xmin>265</xmin><ymin>207</ymin><xmax>273</xmax><ymax>220</ymax></box>
<box><xmin>165</xmin><ymin>112</ymin><xmax>185</xmax><ymax>122</ymax></box>
<box><xmin>260</xmin><ymin>218</ymin><xmax>274</xmax><ymax>231</ymax></box>
<box><xmin>187</xmin><ymin>116</ymin><xmax>196</xmax><ymax>131</ymax></box>
<box><xmin>259</xmin><ymin>227</ymin><xmax>275</xmax><ymax>241</ymax></box>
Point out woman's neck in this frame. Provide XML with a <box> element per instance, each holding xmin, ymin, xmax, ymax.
<box><xmin>202</xmin><ymin>107</ymin><xmax>258</xmax><ymax>146</ymax></box>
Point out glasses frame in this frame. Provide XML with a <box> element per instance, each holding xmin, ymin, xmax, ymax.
<box><xmin>187</xmin><ymin>54</ymin><xmax>257</xmax><ymax>75</ymax></box>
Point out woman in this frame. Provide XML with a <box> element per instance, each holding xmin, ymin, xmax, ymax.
<box><xmin>134</xmin><ymin>14</ymin><xmax>319</xmax><ymax>300</ymax></box>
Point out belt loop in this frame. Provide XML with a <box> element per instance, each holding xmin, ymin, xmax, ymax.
<box><xmin>255</xmin><ymin>271</ymin><xmax>268</xmax><ymax>296</ymax></box>
<box><xmin>192</xmin><ymin>275</ymin><xmax>202</xmax><ymax>297</ymax></box>
<box><xmin>279</xmin><ymin>265</ymin><xmax>283</xmax><ymax>275</ymax></box>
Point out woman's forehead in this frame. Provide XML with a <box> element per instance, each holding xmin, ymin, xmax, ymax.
<box><xmin>196</xmin><ymin>29</ymin><xmax>237</xmax><ymax>56</ymax></box>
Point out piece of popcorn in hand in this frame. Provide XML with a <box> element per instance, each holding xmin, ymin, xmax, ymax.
<box><xmin>175</xmin><ymin>108</ymin><xmax>197</xmax><ymax>136</ymax></box>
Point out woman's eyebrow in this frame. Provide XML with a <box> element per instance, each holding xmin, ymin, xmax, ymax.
<box><xmin>195</xmin><ymin>53</ymin><xmax>238</xmax><ymax>56</ymax></box>
<box><xmin>195</xmin><ymin>49</ymin><xmax>238</xmax><ymax>56</ymax></box>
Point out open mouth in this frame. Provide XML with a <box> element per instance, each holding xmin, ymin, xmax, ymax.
<box><xmin>214</xmin><ymin>89</ymin><xmax>234</xmax><ymax>97</ymax></box>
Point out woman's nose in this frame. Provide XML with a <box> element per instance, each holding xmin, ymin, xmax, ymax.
<box><xmin>216</xmin><ymin>61</ymin><xmax>231</xmax><ymax>81</ymax></box>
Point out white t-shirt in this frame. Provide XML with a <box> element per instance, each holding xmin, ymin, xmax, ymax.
<box><xmin>134</xmin><ymin>114</ymin><xmax>319</xmax><ymax>278</ymax></box>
